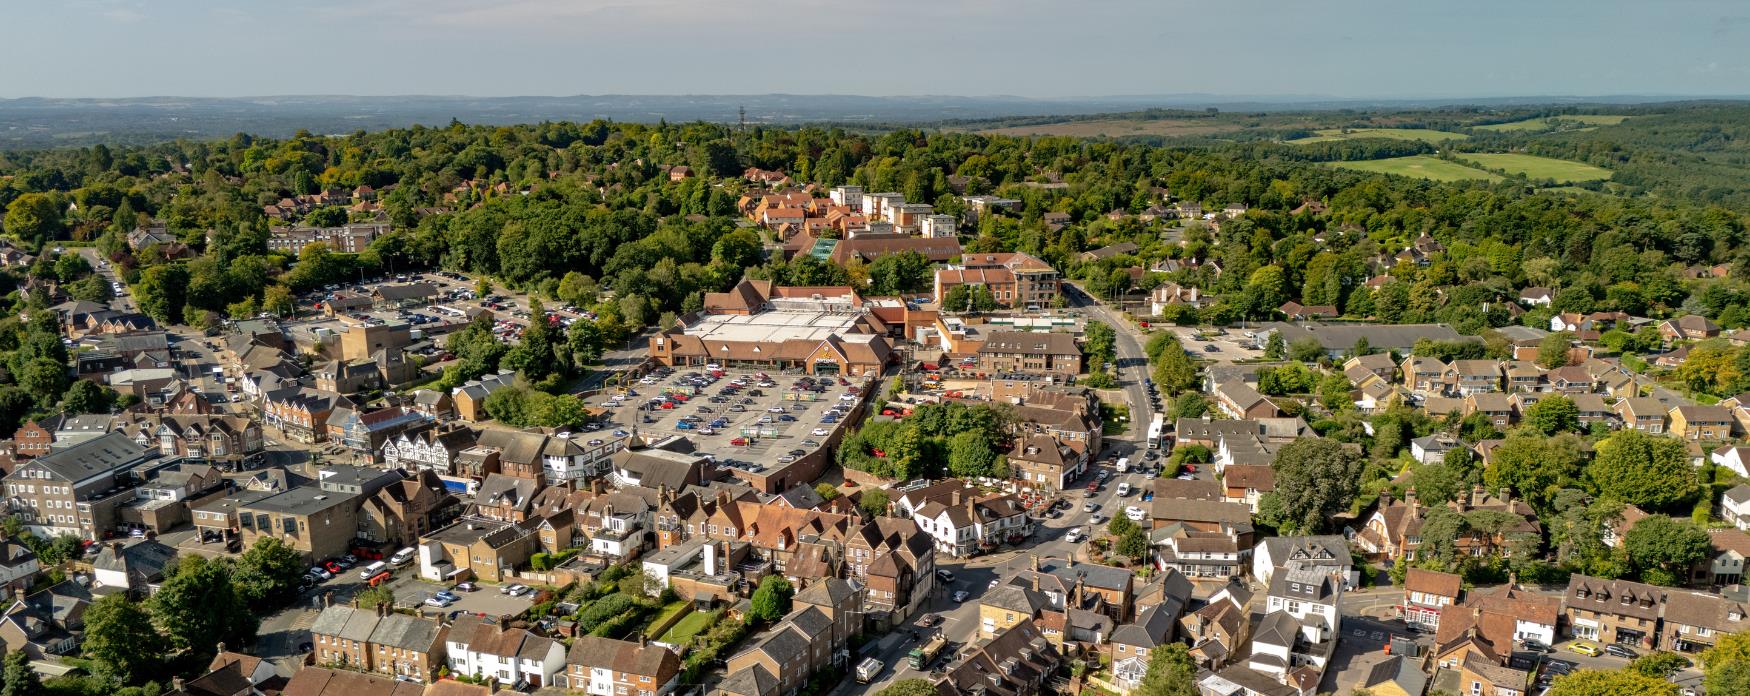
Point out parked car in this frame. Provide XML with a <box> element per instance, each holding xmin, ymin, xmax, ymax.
<box><xmin>952</xmin><ymin>590</ymin><xmax>969</xmax><ymax>603</ymax></box>
<box><xmin>1569</xmin><ymin>642</ymin><xmax>1601</xmax><ymax>657</ymax></box>
<box><xmin>1604</xmin><ymin>644</ymin><xmax>1638</xmax><ymax>659</ymax></box>
<box><xmin>424</xmin><ymin>595</ymin><xmax>455</xmax><ymax>608</ymax></box>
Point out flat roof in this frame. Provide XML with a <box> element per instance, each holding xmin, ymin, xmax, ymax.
<box><xmin>678</xmin><ymin>310</ymin><xmax>868</xmax><ymax>344</ymax></box>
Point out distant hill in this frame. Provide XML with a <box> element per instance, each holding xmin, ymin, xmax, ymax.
<box><xmin>0</xmin><ymin>93</ymin><xmax>1740</xmax><ymax>149</ymax></box>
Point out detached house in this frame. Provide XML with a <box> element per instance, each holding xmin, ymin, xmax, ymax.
<box><xmin>1661</xmin><ymin>315</ymin><xmax>1721</xmax><ymax>341</ymax></box>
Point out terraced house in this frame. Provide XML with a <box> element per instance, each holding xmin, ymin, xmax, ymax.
<box><xmin>310</xmin><ymin>603</ymin><xmax>449</xmax><ymax>682</ymax></box>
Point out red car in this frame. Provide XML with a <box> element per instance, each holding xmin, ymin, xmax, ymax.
<box><xmin>1184</xmin><ymin>464</ymin><xmax>1198</xmax><ymax>473</ymax></box>
<box><xmin>730</xmin><ymin>437</ymin><xmax>749</xmax><ymax>446</ymax></box>
<box><xmin>323</xmin><ymin>561</ymin><xmax>343</xmax><ymax>574</ymax></box>
<box><xmin>352</xmin><ymin>547</ymin><xmax>384</xmax><ymax>561</ymax></box>
<box><xmin>1086</xmin><ymin>481</ymin><xmax>1099</xmax><ymax>492</ymax></box>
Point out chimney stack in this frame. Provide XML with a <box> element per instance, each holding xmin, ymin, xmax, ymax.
<box><xmin>217</xmin><ymin>642</ymin><xmax>226</xmax><ymax>654</ymax></box>
<box><xmin>639</xmin><ymin>633</ymin><xmax>647</xmax><ymax>648</ymax></box>
<box><xmin>324</xmin><ymin>592</ymin><xmax>333</xmax><ymax>608</ymax></box>
<box><xmin>173</xmin><ymin>678</ymin><xmax>183</xmax><ymax>692</ymax></box>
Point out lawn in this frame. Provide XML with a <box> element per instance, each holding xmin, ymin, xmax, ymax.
<box><xmin>1454</xmin><ymin>153</ymin><xmax>1613</xmax><ymax>183</ymax></box>
<box><xmin>1326</xmin><ymin>156</ymin><xmax>1502</xmax><ymax>182</ymax></box>
<box><xmin>1287</xmin><ymin>128</ymin><xmax>1468</xmax><ymax>144</ymax></box>
<box><xmin>658</xmin><ymin>609</ymin><xmax>715</xmax><ymax>645</ymax></box>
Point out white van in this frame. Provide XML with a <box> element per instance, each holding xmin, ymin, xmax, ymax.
<box><xmin>390</xmin><ymin>547</ymin><xmax>417</xmax><ymax>566</ymax></box>
<box><xmin>1115</xmin><ymin>456</ymin><xmax>1130</xmax><ymax>473</ymax></box>
<box><xmin>358</xmin><ymin>561</ymin><xmax>388</xmax><ymax>580</ymax></box>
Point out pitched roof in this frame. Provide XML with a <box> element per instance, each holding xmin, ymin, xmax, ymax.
<box><xmin>1405</xmin><ymin>568</ymin><xmax>1462</xmax><ymax>599</ymax></box>
<box><xmin>281</xmin><ymin>668</ymin><xmax>423</xmax><ymax>696</ymax></box>
<box><xmin>565</xmin><ymin>636</ymin><xmax>681</xmax><ymax>680</ymax></box>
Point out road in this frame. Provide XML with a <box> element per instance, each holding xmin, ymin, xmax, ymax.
<box><xmin>1063</xmin><ymin>282</ymin><xmax>1155</xmax><ymax>447</ymax></box>
<box><xmin>75</xmin><ymin>246</ymin><xmax>134</xmax><ymax>313</ymax></box>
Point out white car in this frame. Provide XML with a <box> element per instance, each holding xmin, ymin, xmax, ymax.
<box><xmin>1065</xmin><ymin>528</ymin><xmax>1086</xmax><ymax>543</ymax></box>
<box><xmin>504</xmin><ymin>584</ymin><xmax>531</xmax><ymax>596</ymax></box>
<box><xmin>1125</xmin><ymin>505</ymin><xmax>1147</xmax><ymax>521</ymax></box>
<box><xmin>811</xmin><ymin>428</ymin><xmax>830</xmax><ymax>436</ymax></box>
<box><xmin>839</xmin><ymin>393</ymin><xmax>858</xmax><ymax>401</ymax></box>
<box><xmin>1116</xmin><ymin>483</ymin><xmax>1132</xmax><ymax>497</ymax></box>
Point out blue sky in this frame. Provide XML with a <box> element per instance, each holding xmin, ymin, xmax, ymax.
<box><xmin>5</xmin><ymin>0</ymin><xmax>1749</xmax><ymax>99</ymax></box>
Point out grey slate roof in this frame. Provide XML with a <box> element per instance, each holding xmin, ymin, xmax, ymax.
<box><xmin>27</xmin><ymin>431</ymin><xmax>149</xmax><ymax>483</ymax></box>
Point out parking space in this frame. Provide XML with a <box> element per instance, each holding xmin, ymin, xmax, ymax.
<box><xmin>591</xmin><ymin>367</ymin><xmax>868</xmax><ymax>467</ymax></box>
<box><xmin>1165</xmin><ymin>326</ymin><xmax>1262</xmax><ymax>364</ymax></box>
<box><xmin>393</xmin><ymin>582</ymin><xmax>536</xmax><ymax>620</ymax></box>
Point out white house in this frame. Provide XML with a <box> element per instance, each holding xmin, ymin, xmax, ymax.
<box><xmin>0</xmin><ymin>540</ymin><xmax>39</xmax><ymax>590</ymax></box>
<box><xmin>1713</xmin><ymin>446</ymin><xmax>1750</xmax><ymax>479</ymax></box>
<box><xmin>1409</xmin><ymin>435</ymin><xmax>1457</xmax><ymax>464</ymax></box>
<box><xmin>1262</xmin><ymin>567</ymin><xmax>1342</xmax><ymax>647</ymax></box>
<box><xmin>1252</xmin><ymin>535</ymin><xmax>1355</xmax><ymax>589</ymax></box>
<box><xmin>911</xmin><ymin>494</ymin><xmax>1030</xmax><ymax>558</ymax></box>
<box><xmin>1724</xmin><ymin>485</ymin><xmax>1750</xmax><ymax>530</ymax></box>
<box><xmin>445</xmin><ymin>618</ymin><xmax>566</xmax><ymax>688</ymax></box>
<box><xmin>1518</xmin><ymin>287</ymin><xmax>1553</xmax><ymax>306</ymax></box>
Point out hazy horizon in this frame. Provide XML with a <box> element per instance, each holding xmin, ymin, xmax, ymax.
<box><xmin>5</xmin><ymin>0</ymin><xmax>1749</xmax><ymax>100</ymax></box>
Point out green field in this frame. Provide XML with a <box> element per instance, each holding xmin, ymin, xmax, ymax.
<box><xmin>1287</xmin><ymin>128</ymin><xmax>1468</xmax><ymax>144</ymax></box>
<box><xmin>1476</xmin><ymin>115</ymin><xmax>1632</xmax><ymax>132</ymax></box>
<box><xmin>1454</xmin><ymin>153</ymin><xmax>1613</xmax><ymax>183</ymax></box>
<box><xmin>1326</xmin><ymin>156</ymin><xmax>1503</xmax><ymax>182</ymax></box>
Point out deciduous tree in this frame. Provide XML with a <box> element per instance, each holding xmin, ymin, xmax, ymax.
<box><xmin>81</xmin><ymin>594</ymin><xmax>168</xmax><ymax>684</ymax></box>
<box><xmin>1589</xmin><ymin>430</ymin><xmax>1700</xmax><ymax>510</ymax></box>
<box><xmin>1259</xmin><ymin>438</ymin><xmax>1363</xmax><ymax>534</ymax></box>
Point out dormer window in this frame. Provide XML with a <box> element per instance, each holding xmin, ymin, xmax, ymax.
<box><xmin>1621</xmin><ymin>595</ymin><xmax>1634</xmax><ymax>606</ymax></box>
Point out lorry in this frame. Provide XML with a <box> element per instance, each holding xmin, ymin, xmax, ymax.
<box><xmin>855</xmin><ymin>657</ymin><xmax>883</xmax><ymax>683</ymax></box>
<box><xmin>909</xmin><ymin>635</ymin><xmax>947</xmax><ymax>670</ymax></box>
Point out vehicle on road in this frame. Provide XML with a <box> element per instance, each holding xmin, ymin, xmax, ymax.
<box><xmin>1083</xmin><ymin>502</ymin><xmax>1098</xmax><ymax>513</ymax></box>
<box><xmin>1116</xmin><ymin>456</ymin><xmax>1130</xmax><ymax>473</ymax></box>
<box><xmin>358</xmin><ymin>561</ymin><xmax>388</xmax><ymax>580</ymax></box>
<box><xmin>855</xmin><ymin>657</ymin><xmax>883</xmax><ymax>683</ymax></box>
<box><xmin>1569</xmin><ymin>642</ymin><xmax>1601</xmax><ymax>657</ymax></box>
<box><xmin>390</xmin><ymin>547</ymin><xmax>416</xmax><ymax>566</ymax></box>
<box><xmin>952</xmin><ymin>590</ymin><xmax>969</xmax><ymax>603</ymax></box>
<box><xmin>1116</xmin><ymin>483</ymin><xmax>1131</xmax><ymax>497</ymax></box>
<box><xmin>909</xmin><ymin>635</ymin><xmax>947</xmax><ymax>670</ymax></box>
<box><xmin>916</xmin><ymin>613</ymin><xmax>941</xmax><ymax>628</ymax></box>
<box><xmin>454</xmin><ymin>582</ymin><xmax>477</xmax><ymax>592</ymax></box>
<box><xmin>1126</xmin><ymin>505</ymin><xmax>1147</xmax><ymax>521</ymax></box>
<box><xmin>1520</xmin><ymin>639</ymin><xmax>1550</xmax><ymax>653</ymax></box>
<box><xmin>1604</xmin><ymin>643</ymin><xmax>1638</xmax><ymax>659</ymax></box>
<box><xmin>1065</xmin><ymin>528</ymin><xmax>1085</xmax><ymax>543</ymax></box>
<box><xmin>936</xmin><ymin>569</ymin><xmax>954</xmax><ymax>583</ymax></box>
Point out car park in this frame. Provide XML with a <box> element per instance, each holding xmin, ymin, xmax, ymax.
<box><xmin>1083</xmin><ymin>502</ymin><xmax>1098</xmax><ymax>513</ymax></box>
